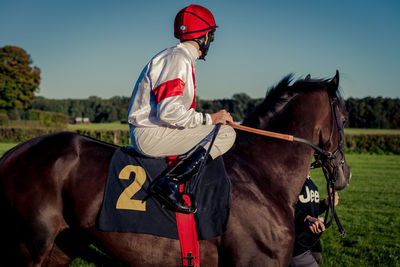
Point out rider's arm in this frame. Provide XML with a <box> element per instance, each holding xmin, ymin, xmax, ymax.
<box><xmin>157</xmin><ymin>96</ymin><xmax>211</xmax><ymax>128</ymax></box>
<box><xmin>152</xmin><ymin>54</ymin><xmax>212</xmax><ymax>128</ymax></box>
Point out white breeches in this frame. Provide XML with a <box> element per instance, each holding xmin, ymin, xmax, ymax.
<box><xmin>129</xmin><ymin>124</ymin><xmax>236</xmax><ymax>159</ymax></box>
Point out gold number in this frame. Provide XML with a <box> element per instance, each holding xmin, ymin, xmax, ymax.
<box><xmin>116</xmin><ymin>165</ymin><xmax>147</xmax><ymax>211</ymax></box>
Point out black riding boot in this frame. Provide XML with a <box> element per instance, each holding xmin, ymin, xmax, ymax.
<box><xmin>150</xmin><ymin>146</ymin><xmax>207</xmax><ymax>214</ymax></box>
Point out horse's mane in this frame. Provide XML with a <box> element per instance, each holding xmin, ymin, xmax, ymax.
<box><xmin>242</xmin><ymin>74</ymin><xmax>337</xmax><ymax>130</ymax></box>
<box><xmin>233</xmin><ymin>74</ymin><xmax>341</xmax><ymax>149</ymax></box>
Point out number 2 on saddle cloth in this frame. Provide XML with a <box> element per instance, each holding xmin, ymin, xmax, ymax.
<box><xmin>98</xmin><ymin>124</ymin><xmax>229</xmax><ymax>242</ymax></box>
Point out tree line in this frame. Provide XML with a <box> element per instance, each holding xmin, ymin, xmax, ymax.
<box><xmin>345</xmin><ymin>97</ymin><xmax>400</xmax><ymax>129</ymax></box>
<box><xmin>1</xmin><ymin>46</ymin><xmax>399</xmax><ymax>129</ymax></box>
<box><xmin>3</xmin><ymin>95</ymin><xmax>394</xmax><ymax>129</ymax></box>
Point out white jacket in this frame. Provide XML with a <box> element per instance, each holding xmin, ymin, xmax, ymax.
<box><xmin>127</xmin><ymin>42</ymin><xmax>212</xmax><ymax>129</ymax></box>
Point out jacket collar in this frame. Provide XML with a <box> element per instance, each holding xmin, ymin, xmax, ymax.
<box><xmin>179</xmin><ymin>42</ymin><xmax>199</xmax><ymax>62</ymax></box>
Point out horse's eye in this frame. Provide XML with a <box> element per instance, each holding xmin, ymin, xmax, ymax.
<box><xmin>342</xmin><ymin>119</ymin><xmax>347</xmax><ymax>127</ymax></box>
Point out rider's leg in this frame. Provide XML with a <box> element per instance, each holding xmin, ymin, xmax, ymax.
<box><xmin>129</xmin><ymin>124</ymin><xmax>236</xmax><ymax>159</ymax></box>
<box><xmin>150</xmin><ymin>145</ymin><xmax>207</xmax><ymax>213</ymax></box>
<box><xmin>129</xmin><ymin>125</ymin><xmax>236</xmax><ymax>213</ymax></box>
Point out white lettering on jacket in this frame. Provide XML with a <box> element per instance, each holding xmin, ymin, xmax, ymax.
<box><xmin>299</xmin><ymin>186</ymin><xmax>320</xmax><ymax>203</ymax></box>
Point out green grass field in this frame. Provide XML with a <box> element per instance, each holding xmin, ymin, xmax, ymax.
<box><xmin>310</xmin><ymin>154</ymin><xmax>400</xmax><ymax>267</ymax></box>
<box><xmin>0</xmin><ymin>142</ymin><xmax>19</xmax><ymax>156</ymax></box>
<box><xmin>67</xmin><ymin>121</ymin><xmax>128</xmax><ymax>131</ymax></box>
<box><xmin>344</xmin><ymin>128</ymin><xmax>400</xmax><ymax>135</ymax></box>
<box><xmin>1</xmin><ymin>142</ymin><xmax>399</xmax><ymax>266</ymax></box>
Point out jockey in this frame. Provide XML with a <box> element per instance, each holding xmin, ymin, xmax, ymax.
<box><xmin>127</xmin><ymin>4</ymin><xmax>236</xmax><ymax>213</ymax></box>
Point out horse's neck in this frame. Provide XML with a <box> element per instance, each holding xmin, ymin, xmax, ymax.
<box><xmin>226</xmin><ymin>91</ymin><xmax>328</xmax><ymax>209</ymax></box>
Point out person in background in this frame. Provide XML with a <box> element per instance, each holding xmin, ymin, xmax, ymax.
<box><xmin>127</xmin><ymin>4</ymin><xmax>236</xmax><ymax>214</ymax></box>
<box><xmin>290</xmin><ymin>174</ymin><xmax>339</xmax><ymax>267</ymax></box>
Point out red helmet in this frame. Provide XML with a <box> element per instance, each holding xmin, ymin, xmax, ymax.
<box><xmin>174</xmin><ymin>4</ymin><xmax>218</xmax><ymax>40</ymax></box>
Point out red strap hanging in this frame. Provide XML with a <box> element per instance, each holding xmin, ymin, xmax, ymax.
<box><xmin>167</xmin><ymin>156</ymin><xmax>200</xmax><ymax>267</ymax></box>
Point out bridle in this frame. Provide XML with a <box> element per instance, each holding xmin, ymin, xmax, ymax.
<box><xmin>227</xmin><ymin>93</ymin><xmax>347</xmax><ymax>237</ymax></box>
<box><xmin>308</xmin><ymin>95</ymin><xmax>347</xmax><ymax>237</ymax></box>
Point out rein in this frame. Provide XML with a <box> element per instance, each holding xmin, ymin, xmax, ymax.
<box><xmin>227</xmin><ymin>122</ymin><xmax>330</xmax><ymax>157</ymax></box>
<box><xmin>319</xmin><ymin>97</ymin><xmax>347</xmax><ymax>237</ymax></box>
<box><xmin>227</xmin><ymin>96</ymin><xmax>346</xmax><ymax>238</ymax></box>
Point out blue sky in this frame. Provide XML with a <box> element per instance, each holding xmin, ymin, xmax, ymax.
<box><xmin>1</xmin><ymin>0</ymin><xmax>399</xmax><ymax>100</ymax></box>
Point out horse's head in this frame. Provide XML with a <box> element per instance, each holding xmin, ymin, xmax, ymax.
<box><xmin>237</xmin><ymin>71</ymin><xmax>351</xmax><ymax>191</ymax></box>
<box><xmin>315</xmin><ymin>71</ymin><xmax>351</xmax><ymax>190</ymax></box>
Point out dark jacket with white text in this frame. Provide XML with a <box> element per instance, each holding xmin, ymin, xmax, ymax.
<box><xmin>293</xmin><ymin>175</ymin><xmax>328</xmax><ymax>256</ymax></box>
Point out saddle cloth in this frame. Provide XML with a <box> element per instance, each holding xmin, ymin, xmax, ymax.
<box><xmin>98</xmin><ymin>147</ymin><xmax>231</xmax><ymax>240</ymax></box>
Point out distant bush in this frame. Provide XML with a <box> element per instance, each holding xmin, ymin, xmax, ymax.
<box><xmin>27</xmin><ymin>109</ymin><xmax>68</xmax><ymax>128</ymax></box>
<box><xmin>6</xmin><ymin>109</ymin><xmax>22</xmax><ymax>120</ymax></box>
<box><xmin>345</xmin><ymin>134</ymin><xmax>400</xmax><ymax>154</ymax></box>
<box><xmin>0</xmin><ymin>114</ymin><xmax>10</xmax><ymax>126</ymax></box>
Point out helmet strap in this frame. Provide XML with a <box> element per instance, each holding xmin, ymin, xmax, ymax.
<box><xmin>194</xmin><ymin>38</ymin><xmax>207</xmax><ymax>60</ymax></box>
<box><xmin>193</xmin><ymin>31</ymin><xmax>214</xmax><ymax>60</ymax></box>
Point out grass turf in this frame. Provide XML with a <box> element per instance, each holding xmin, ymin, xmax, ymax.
<box><xmin>67</xmin><ymin>121</ymin><xmax>128</xmax><ymax>131</ymax></box>
<box><xmin>0</xmin><ymin>142</ymin><xmax>19</xmax><ymax>157</ymax></box>
<box><xmin>310</xmin><ymin>154</ymin><xmax>400</xmax><ymax>266</ymax></box>
<box><xmin>344</xmin><ymin>128</ymin><xmax>400</xmax><ymax>135</ymax></box>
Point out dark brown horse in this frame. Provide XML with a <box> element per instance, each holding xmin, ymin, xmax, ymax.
<box><xmin>0</xmin><ymin>72</ymin><xmax>351</xmax><ymax>266</ymax></box>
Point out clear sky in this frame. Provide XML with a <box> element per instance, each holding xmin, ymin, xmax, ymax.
<box><xmin>1</xmin><ymin>0</ymin><xmax>399</xmax><ymax>100</ymax></box>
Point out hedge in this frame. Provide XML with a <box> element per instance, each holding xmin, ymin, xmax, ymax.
<box><xmin>74</xmin><ymin>129</ymin><xmax>130</xmax><ymax>145</ymax></box>
<box><xmin>0</xmin><ymin>127</ymin><xmax>60</xmax><ymax>142</ymax></box>
<box><xmin>0</xmin><ymin>127</ymin><xmax>399</xmax><ymax>154</ymax></box>
<box><xmin>345</xmin><ymin>134</ymin><xmax>400</xmax><ymax>154</ymax></box>
<box><xmin>0</xmin><ymin>127</ymin><xmax>131</xmax><ymax>145</ymax></box>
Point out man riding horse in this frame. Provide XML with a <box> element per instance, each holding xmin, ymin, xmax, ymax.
<box><xmin>127</xmin><ymin>4</ymin><xmax>236</xmax><ymax>214</ymax></box>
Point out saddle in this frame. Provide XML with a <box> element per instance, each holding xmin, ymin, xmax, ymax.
<box><xmin>97</xmin><ymin>146</ymin><xmax>231</xmax><ymax>240</ymax></box>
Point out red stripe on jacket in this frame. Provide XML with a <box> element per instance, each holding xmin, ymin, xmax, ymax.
<box><xmin>153</xmin><ymin>79</ymin><xmax>185</xmax><ymax>103</ymax></box>
<box><xmin>190</xmin><ymin>65</ymin><xmax>196</xmax><ymax>110</ymax></box>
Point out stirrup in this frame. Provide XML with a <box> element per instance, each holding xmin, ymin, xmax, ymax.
<box><xmin>149</xmin><ymin>177</ymin><xmax>197</xmax><ymax>214</ymax></box>
<box><xmin>153</xmin><ymin>190</ymin><xmax>197</xmax><ymax>214</ymax></box>
<box><xmin>150</xmin><ymin>146</ymin><xmax>208</xmax><ymax>213</ymax></box>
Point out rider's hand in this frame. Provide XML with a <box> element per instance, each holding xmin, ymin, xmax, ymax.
<box><xmin>210</xmin><ymin>109</ymin><xmax>233</xmax><ymax>125</ymax></box>
<box><xmin>305</xmin><ymin>216</ymin><xmax>325</xmax><ymax>234</ymax></box>
<box><xmin>324</xmin><ymin>190</ymin><xmax>339</xmax><ymax>206</ymax></box>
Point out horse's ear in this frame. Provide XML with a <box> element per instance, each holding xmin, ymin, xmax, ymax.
<box><xmin>305</xmin><ymin>74</ymin><xmax>311</xmax><ymax>80</ymax></box>
<box><xmin>330</xmin><ymin>70</ymin><xmax>339</xmax><ymax>89</ymax></box>
<box><xmin>328</xmin><ymin>70</ymin><xmax>340</xmax><ymax>97</ymax></box>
